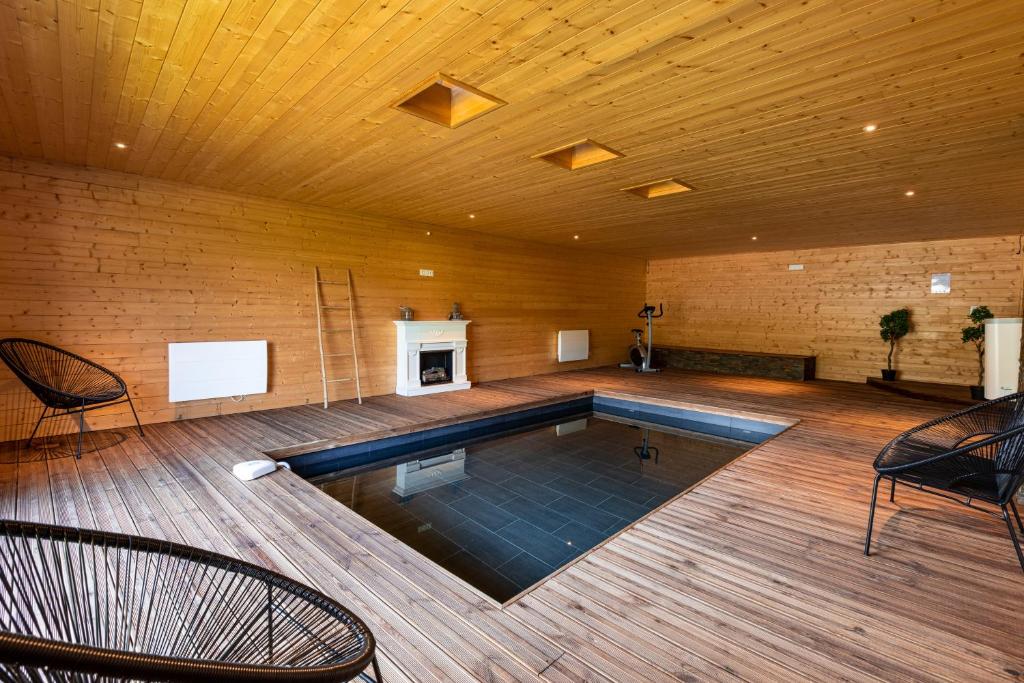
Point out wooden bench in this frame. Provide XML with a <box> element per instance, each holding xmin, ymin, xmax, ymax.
<box><xmin>651</xmin><ymin>346</ymin><xmax>816</xmax><ymax>381</ymax></box>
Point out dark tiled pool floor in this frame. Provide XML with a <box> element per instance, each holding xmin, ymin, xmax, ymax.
<box><xmin>315</xmin><ymin>414</ymin><xmax>750</xmax><ymax>602</ymax></box>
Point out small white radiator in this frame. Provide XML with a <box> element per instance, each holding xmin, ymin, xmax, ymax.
<box><xmin>557</xmin><ymin>330</ymin><xmax>589</xmax><ymax>362</ymax></box>
<box><xmin>168</xmin><ymin>341</ymin><xmax>267</xmax><ymax>402</ymax></box>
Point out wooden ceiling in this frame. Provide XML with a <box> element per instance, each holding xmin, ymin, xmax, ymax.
<box><xmin>1</xmin><ymin>0</ymin><xmax>1021</xmax><ymax>257</ymax></box>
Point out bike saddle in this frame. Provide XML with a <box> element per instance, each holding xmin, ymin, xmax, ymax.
<box><xmin>630</xmin><ymin>328</ymin><xmax>643</xmax><ymax>334</ymax></box>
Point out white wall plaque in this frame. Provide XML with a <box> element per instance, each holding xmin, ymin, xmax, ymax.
<box><xmin>930</xmin><ymin>272</ymin><xmax>951</xmax><ymax>294</ymax></box>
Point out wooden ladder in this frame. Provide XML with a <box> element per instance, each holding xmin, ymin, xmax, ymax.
<box><xmin>314</xmin><ymin>267</ymin><xmax>362</xmax><ymax>408</ymax></box>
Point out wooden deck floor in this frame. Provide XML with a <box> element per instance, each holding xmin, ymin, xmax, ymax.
<box><xmin>2</xmin><ymin>368</ymin><xmax>1022</xmax><ymax>681</ymax></box>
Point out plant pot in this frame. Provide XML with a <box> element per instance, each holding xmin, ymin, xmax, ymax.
<box><xmin>969</xmin><ymin>385</ymin><xmax>985</xmax><ymax>401</ymax></box>
<box><xmin>880</xmin><ymin>369</ymin><xmax>897</xmax><ymax>381</ymax></box>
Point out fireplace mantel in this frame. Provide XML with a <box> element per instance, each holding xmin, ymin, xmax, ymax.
<box><xmin>394</xmin><ymin>320</ymin><xmax>470</xmax><ymax>396</ymax></box>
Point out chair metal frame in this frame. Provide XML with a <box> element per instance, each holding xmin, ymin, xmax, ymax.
<box><xmin>0</xmin><ymin>520</ymin><xmax>382</xmax><ymax>682</ymax></box>
<box><xmin>0</xmin><ymin>338</ymin><xmax>144</xmax><ymax>459</ymax></box>
<box><xmin>864</xmin><ymin>392</ymin><xmax>1024</xmax><ymax>572</ymax></box>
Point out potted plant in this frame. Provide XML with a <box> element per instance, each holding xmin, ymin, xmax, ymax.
<box><xmin>879</xmin><ymin>308</ymin><xmax>910</xmax><ymax>381</ymax></box>
<box><xmin>961</xmin><ymin>305</ymin><xmax>993</xmax><ymax>400</ymax></box>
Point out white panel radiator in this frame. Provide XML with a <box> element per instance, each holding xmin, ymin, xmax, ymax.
<box><xmin>168</xmin><ymin>341</ymin><xmax>268</xmax><ymax>402</ymax></box>
<box><xmin>557</xmin><ymin>330</ymin><xmax>589</xmax><ymax>362</ymax></box>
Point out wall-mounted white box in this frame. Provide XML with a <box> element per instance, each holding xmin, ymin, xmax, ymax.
<box><xmin>557</xmin><ymin>330</ymin><xmax>589</xmax><ymax>362</ymax></box>
<box><xmin>168</xmin><ymin>340</ymin><xmax>267</xmax><ymax>402</ymax></box>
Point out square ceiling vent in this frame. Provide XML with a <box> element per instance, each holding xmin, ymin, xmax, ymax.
<box><xmin>394</xmin><ymin>74</ymin><xmax>505</xmax><ymax>128</ymax></box>
<box><xmin>533</xmin><ymin>139</ymin><xmax>624</xmax><ymax>170</ymax></box>
<box><xmin>622</xmin><ymin>178</ymin><xmax>694</xmax><ymax>198</ymax></box>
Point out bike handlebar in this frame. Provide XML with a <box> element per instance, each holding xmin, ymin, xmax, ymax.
<box><xmin>638</xmin><ymin>303</ymin><xmax>664</xmax><ymax>318</ymax></box>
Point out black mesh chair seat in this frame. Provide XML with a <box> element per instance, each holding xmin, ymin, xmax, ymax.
<box><xmin>0</xmin><ymin>338</ymin><xmax>125</xmax><ymax>408</ymax></box>
<box><xmin>865</xmin><ymin>392</ymin><xmax>1024</xmax><ymax>571</ymax></box>
<box><xmin>48</xmin><ymin>371</ymin><xmax>125</xmax><ymax>406</ymax></box>
<box><xmin>0</xmin><ymin>521</ymin><xmax>381</xmax><ymax>682</ymax></box>
<box><xmin>0</xmin><ymin>338</ymin><xmax>144</xmax><ymax>458</ymax></box>
<box><xmin>883</xmin><ymin>453</ymin><xmax>997</xmax><ymax>502</ymax></box>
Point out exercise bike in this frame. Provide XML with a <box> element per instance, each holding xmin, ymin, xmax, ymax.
<box><xmin>620</xmin><ymin>303</ymin><xmax>663</xmax><ymax>373</ymax></box>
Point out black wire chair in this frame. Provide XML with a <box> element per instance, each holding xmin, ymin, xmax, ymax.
<box><xmin>864</xmin><ymin>392</ymin><xmax>1024</xmax><ymax>572</ymax></box>
<box><xmin>0</xmin><ymin>520</ymin><xmax>381</xmax><ymax>682</ymax></box>
<box><xmin>0</xmin><ymin>338</ymin><xmax>144</xmax><ymax>459</ymax></box>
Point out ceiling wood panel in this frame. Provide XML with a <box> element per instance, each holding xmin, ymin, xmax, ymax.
<box><xmin>1</xmin><ymin>0</ymin><xmax>1021</xmax><ymax>257</ymax></box>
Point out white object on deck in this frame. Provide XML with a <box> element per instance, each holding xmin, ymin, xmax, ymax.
<box><xmin>232</xmin><ymin>460</ymin><xmax>290</xmax><ymax>481</ymax></box>
<box><xmin>984</xmin><ymin>318</ymin><xmax>1022</xmax><ymax>399</ymax></box>
<box><xmin>557</xmin><ymin>330</ymin><xmax>589</xmax><ymax>362</ymax></box>
<box><xmin>168</xmin><ymin>340</ymin><xmax>267</xmax><ymax>402</ymax></box>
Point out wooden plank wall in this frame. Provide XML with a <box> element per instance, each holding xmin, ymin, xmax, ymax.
<box><xmin>646</xmin><ymin>237</ymin><xmax>1023</xmax><ymax>384</ymax></box>
<box><xmin>0</xmin><ymin>156</ymin><xmax>645</xmax><ymax>440</ymax></box>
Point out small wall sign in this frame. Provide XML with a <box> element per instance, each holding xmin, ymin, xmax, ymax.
<box><xmin>930</xmin><ymin>272</ymin><xmax>951</xmax><ymax>294</ymax></box>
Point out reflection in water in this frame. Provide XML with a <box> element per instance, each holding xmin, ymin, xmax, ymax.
<box><xmin>392</xmin><ymin>448</ymin><xmax>468</xmax><ymax>498</ymax></box>
<box><xmin>632</xmin><ymin>427</ymin><xmax>660</xmax><ymax>468</ymax></box>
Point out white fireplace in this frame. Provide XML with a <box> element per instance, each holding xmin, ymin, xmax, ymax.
<box><xmin>394</xmin><ymin>320</ymin><xmax>470</xmax><ymax>396</ymax></box>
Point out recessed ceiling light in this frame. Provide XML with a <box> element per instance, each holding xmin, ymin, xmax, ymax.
<box><xmin>533</xmin><ymin>139</ymin><xmax>624</xmax><ymax>170</ymax></box>
<box><xmin>113</xmin><ymin>142</ymin><xmax>128</xmax><ymax>149</ymax></box>
<box><xmin>621</xmin><ymin>178</ymin><xmax>693</xmax><ymax>199</ymax></box>
<box><xmin>751</xmin><ymin>236</ymin><xmax>758</xmax><ymax>241</ymax></box>
<box><xmin>863</xmin><ymin>124</ymin><xmax>878</xmax><ymax>133</ymax></box>
<box><xmin>468</xmin><ymin>214</ymin><xmax>475</xmax><ymax>219</ymax></box>
<box><xmin>573</xmin><ymin>235</ymin><xmax>580</xmax><ymax>240</ymax></box>
<box><xmin>905</xmin><ymin>190</ymin><xmax>915</xmax><ymax>197</ymax></box>
<box><xmin>394</xmin><ymin>74</ymin><xmax>505</xmax><ymax>128</ymax></box>
<box><xmin>425</xmin><ymin>231</ymin><xmax>432</xmax><ymax>236</ymax></box>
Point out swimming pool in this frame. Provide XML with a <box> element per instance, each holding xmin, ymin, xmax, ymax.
<box><xmin>295</xmin><ymin>396</ymin><xmax>790</xmax><ymax>603</ymax></box>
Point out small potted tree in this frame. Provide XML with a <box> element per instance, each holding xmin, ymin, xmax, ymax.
<box><xmin>879</xmin><ymin>308</ymin><xmax>910</xmax><ymax>381</ymax></box>
<box><xmin>961</xmin><ymin>305</ymin><xmax>993</xmax><ymax>400</ymax></box>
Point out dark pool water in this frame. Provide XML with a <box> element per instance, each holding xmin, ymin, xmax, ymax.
<box><xmin>311</xmin><ymin>413</ymin><xmax>750</xmax><ymax>602</ymax></box>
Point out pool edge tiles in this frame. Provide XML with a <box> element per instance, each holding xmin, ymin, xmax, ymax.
<box><xmin>286</xmin><ymin>397</ymin><xmax>592</xmax><ymax>478</ymax></box>
<box><xmin>284</xmin><ymin>393</ymin><xmax>796</xmax><ymax>478</ymax></box>
<box><xmin>591</xmin><ymin>393</ymin><xmax>794</xmax><ymax>443</ymax></box>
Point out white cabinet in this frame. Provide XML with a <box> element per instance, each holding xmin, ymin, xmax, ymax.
<box><xmin>984</xmin><ymin>318</ymin><xmax>1022</xmax><ymax>399</ymax></box>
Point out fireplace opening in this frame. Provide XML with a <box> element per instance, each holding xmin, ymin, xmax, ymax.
<box><xmin>420</xmin><ymin>349</ymin><xmax>453</xmax><ymax>386</ymax></box>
